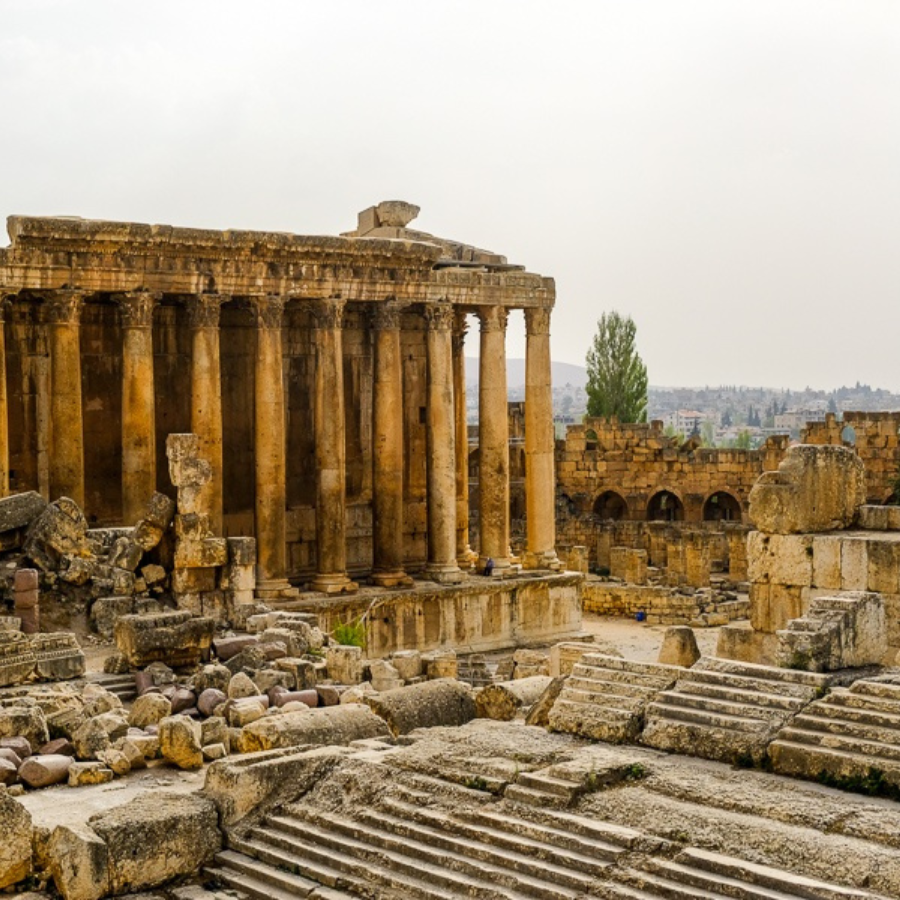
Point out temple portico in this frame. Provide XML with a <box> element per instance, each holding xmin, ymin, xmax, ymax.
<box><xmin>0</xmin><ymin>202</ymin><xmax>560</xmax><ymax>591</ymax></box>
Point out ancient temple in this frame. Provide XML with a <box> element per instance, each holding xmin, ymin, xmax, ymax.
<box><xmin>0</xmin><ymin>201</ymin><xmax>558</xmax><ymax>593</ymax></box>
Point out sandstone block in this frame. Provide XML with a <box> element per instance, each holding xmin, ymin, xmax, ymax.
<box><xmin>200</xmin><ymin>716</ymin><xmax>229</xmax><ymax>749</ymax></box>
<box><xmin>158</xmin><ymin>715</ymin><xmax>203</xmax><ymax>770</ymax></box>
<box><xmin>115</xmin><ymin>611</ymin><xmax>214</xmax><ymax>668</ymax></box>
<box><xmin>174</xmin><ymin>537</ymin><xmax>228</xmax><ymax>569</ymax></box>
<box><xmin>0</xmin><ymin>705</ymin><xmax>48</xmax><ymax>752</ymax></box>
<box><xmin>108</xmin><ymin>536</ymin><xmax>143</xmax><ymax>571</ymax></box>
<box><xmin>275</xmin><ymin>657</ymin><xmax>315</xmax><ymax>690</ymax></box>
<box><xmin>811</xmin><ymin>536</ymin><xmax>843</xmax><ymax>591</ymax></box>
<box><xmin>141</xmin><ymin>563</ymin><xmax>167</xmax><ymax>586</ymax></box>
<box><xmin>389</xmin><ymin>650</ymin><xmax>423</xmax><ymax>681</ymax></box>
<box><xmin>142</xmin><ymin>492</ymin><xmax>176</xmax><ymax>530</ymax></box>
<box><xmin>326</xmin><ymin>645</ymin><xmax>364</xmax><ymax>684</ymax></box>
<box><xmin>422</xmin><ymin>648</ymin><xmax>458</xmax><ymax>680</ymax></box>
<box><xmin>369</xmin><ymin>659</ymin><xmax>403</xmax><ymax>692</ymax></box>
<box><xmin>747</xmin><ymin>532</ymin><xmax>813</xmax><ymax>586</ymax></box>
<box><xmin>68</xmin><ymin>761</ymin><xmax>114</xmax><ymax>786</ymax></box>
<box><xmin>0</xmin><ymin>490</ymin><xmax>47</xmax><ymax>534</ymax></box>
<box><xmin>49</xmin><ymin>823</ymin><xmax>108</xmax><ymax>900</ymax></box>
<box><xmin>129</xmin><ymin>693</ymin><xmax>172</xmax><ymax>729</ymax></box>
<box><xmin>172</xmin><ymin>567</ymin><xmax>217</xmax><ymax>594</ymax></box>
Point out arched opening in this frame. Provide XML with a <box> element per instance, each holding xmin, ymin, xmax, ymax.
<box><xmin>841</xmin><ymin>425</ymin><xmax>857</xmax><ymax>446</ymax></box>
<box><xmin>593</xmin><ymin>490</ymin><xmax>627</xmax><ymax>520</ymax></box>
<box><xmin>703</xmin><ymin>491</ymin><xmax>742</xmax><ymax>522</ymax></box>
<box><xmin>584</xmin><ymin>429</ymin><xmax>598</xmax><ymax>451</ymax></box>
<box><xmin>647</xmin><ymin>490</ymin><xmax>684</xmax><ymax>522</ymax></box>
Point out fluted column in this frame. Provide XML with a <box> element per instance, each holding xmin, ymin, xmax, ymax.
<box><xmin>117</xmin><ymin>291</ymin><xmax>158</xmax><ymax>522</ymax></box>
<box><xmin>186</xmin><ymin>293</ymin><xmax>225</xmax><ymax>533</ymax></box>
<box><xmin>0</xmin><ymin>295</ymin><xmax>9</xmax><ymax>497</ymax></box>
<box><xmin>452</xmin><ymin>311</ymin><xmax>474</xmax><ymax>568</ymax></box>
<box><xmin>524</xmin><ymin>306</ymin><xmax>560</xmax><ymax>569</ymax></box>
<box><xmin>45</xmin><ymin>291</ymin><xmax>85</xmax><ymax>506</ymax></box>
<box><xmin>252</xmin><ymin>295</ymin><xmax>296</xmax><ymax>597</ymax></box>
<box><xmin>477</xmin><ymin>306</ymin><xmax>510</xmax><ymax>571</ymax></box>
<box><xmin>371</xmin><ymin>301</ymin><xmax>409</xmax><ymax>587</ymax></box>
<box><xmin>424</xmin><ymin>303</ymin><xmax>462</xmax><ymax>583</ymax></box>
<box><xmin>310</xmin><ymin>298</ymin><xmax>355</xmax><ymax>593</ymax></box>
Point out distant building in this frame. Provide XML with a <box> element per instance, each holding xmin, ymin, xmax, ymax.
<box><xmin>664</xmin><ymin>409</ymin><xmax>705</xmax><ymax>435</ymax></box>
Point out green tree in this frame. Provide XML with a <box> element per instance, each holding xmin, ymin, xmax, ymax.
<box><xmin>734</xmin><ymin>429</ymin><xmax>752</xmax><ymax>450</ymax></box>
<box><xmin>585</xmin><ymin>311</ymin><xmax>648</xmax><ymax>423</ymax></box>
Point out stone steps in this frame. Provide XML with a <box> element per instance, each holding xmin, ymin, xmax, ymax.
<box><xmin>207</xmin><ymin>850</ymin><xmax>357</xmax><ymax>899</ymax></box>
<box><xmin>640</xmin><ymin>658</ymin><xmax>828</xmax><ymax>764</ymax></box>
<box><xmin>85</xmin><ymin>672</ymin><xmax>137</xmax><ymax>701</ymax></box>
<box><xmin>258</xmin><ymin>809</ymin><xmax>581</xmax><ymax>899</ymax></box>
<box><xmin>548</xmin><ymin>656</ymin><xmax>682</xmax><ymax>742</ymax></box>
<box><xmin>769</xmin><ymin>677</ymin><xmax>900</xmax><ymax>786</ymax></box>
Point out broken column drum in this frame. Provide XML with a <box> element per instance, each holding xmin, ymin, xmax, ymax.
<box><xmin>0</xmin><ymin>203</ymin><xmax>558</xmax><ymax>587</ymax></box>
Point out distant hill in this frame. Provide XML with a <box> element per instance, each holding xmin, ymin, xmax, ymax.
<box><xmin>466</xmin><ymin>357</ymin><xmax>587</xmax><ymax>389</ymax></box>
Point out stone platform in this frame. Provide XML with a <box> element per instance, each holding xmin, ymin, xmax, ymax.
<box><xmin>278</xmin><ymin>572</ymin><xmax>584</xmax><ymax>657</ymax></box>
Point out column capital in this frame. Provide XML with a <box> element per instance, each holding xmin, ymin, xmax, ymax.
<box><xmin>309</xmin><ymin>298</ymin><xmax>346</xmax><ymax>330</ymax></box>
<box><xmin>525</xmin><ymin>306</ymin><xmax>552</xmax><ymax>336</ymax></box>
<box><xmin>186</xmin><ymin>293</ymin><xmax>226</xmax><ymax>329</ymax></box>
<box><xmin>423</xmin><ymin>302</ymin><xmax>454</xmax><ymax>332</ymax></box>
<box><xmin>250</xmin><ymin>294</ymin><xmax>286</xmax><ymax>330</ymax></box>
<box><xmin>115</xmin><ymin>291</ymin><xmax>159</xmax><ymax>328</ymax></box>
<box><xmin>369</xmin><ymin>299</ymin><xmax>406</xmax><ymax>331</ymax></box>
<box><xmin>42</xmin><ymin>290</ymin><xmax>86</xmax><ymax>325</ymax></box>
<box><xmin>477</xmin><ymin>305</ymin><xmax>508</xmax><ymax>333</ymax></box>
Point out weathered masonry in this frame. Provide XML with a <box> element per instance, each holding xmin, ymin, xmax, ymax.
<box><xmin>0</xmin><ymin>201</ymin><xmax>559</xmax><ymax>592</ymax></box>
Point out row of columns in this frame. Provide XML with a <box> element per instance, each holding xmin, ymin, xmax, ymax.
<box><xmin>0</xmin><ymin>291</ymin><xmax>558</xmax><ymax>589</ymax></box>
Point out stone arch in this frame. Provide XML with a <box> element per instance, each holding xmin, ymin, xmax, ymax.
<box><xmin>703</xmin><ymin>490</ymin><xmax>742</xmax><ymax>522</ymax></box>
<box><xmin>593</xmin><ymin>489</ymin><xmax>628</xmax><ymax>520</ymax></box>
<box><xmin>584</xmin><ymin>428</ymin><xmax>599</xmax><ymax>450</ymax></box>
<box><xmin>647</xmin><ymin>489</ymin><xmax>684</xmax><ymax>522</ymax></box>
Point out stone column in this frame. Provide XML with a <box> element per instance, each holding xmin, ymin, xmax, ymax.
<box><xmin>424</xmin><ymin>303</ymin><xmax>462</xmax><ymax>583</ymax></box>
<box><xmin>45</xmin><ymin>291</ymin><xmax>85</xmax><ymax>506</ymax></box>
<box><xmin>310</xmin><ymin>299</ymin><xmax>355</xmax><ymax>594</ymax></box>
<box><xmin>0</xmin><ymin>295</ymin><xmax>9</xmax><ymax>497</ymax></box>
<box><xmin>186</xmin><ymin>293</ymin><xmax>225</xmax><ymax>533</ymax></box>
<box><xmin>252</xmin><ymin>295</ymin><xmax>296</xmax><ymax>598</ymax></box>
<box><xmin>477</xmin><ymin>306</ymin><xmax>510</xmax><ymax>571</ymax></box>
<box><xmin>117</xmin><ymin>291</ymin><xmax>157</xmax><ymax>522</ymax></box>
<box><xmin>452</xmin><ymin>310</ymin><xmax>474</xmax><ymax>568</ymax></box>
<box><xmin>524</xmin><ymin>306</ymin><xmax>560</xmax><ymax>569</ymax></box>
<box><xmin>371</xmin><ymin>301</ymin><xmax>409</xmax><ymax>587</ymax></box>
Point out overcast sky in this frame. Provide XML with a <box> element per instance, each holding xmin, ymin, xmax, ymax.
<box><xmin>2</xmin><ymin>1</ymin><xmax>898</xmax><ymax>391</ymax></box>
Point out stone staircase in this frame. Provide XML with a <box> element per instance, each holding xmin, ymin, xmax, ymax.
<box><xmin>204</xmin><ymin>769</ymin><xmax>891</xmax><ymax>900</ymax></box>
<box><xmin>769</xmin><ymin>676</ymin><xmax>900</xmax><ymax>788</ymax></box>
<box><xmin>85</xmin><ymin>671</ymin><xmax>137</xmax><ymax>702</ymax></box>
<box><xmin>639</xmin><ymin>657</ymin><xmax>830</xmax><ymax>764</ymax></box>
<box><xmin>547</xmin><ymin>654</ymin><xmax>682</xmax><ymax>742</ymax></box>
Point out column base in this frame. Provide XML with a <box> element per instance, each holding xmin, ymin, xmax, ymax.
<box><xmin>309</xmin><ymin>573</ymin><xmax>359</xmax><ymax>595</ymax></box>
<box><xmin>424</xmin><ymin>563</ymin><xmax>464</xmax><ymax>584</ymax></box>
<box><xmin>255</xmin><ymin>578</ymin><xmax>300</xmax><ymax>600</ymax></box>
<box><xmin>477</xmin><ymin>556</ymin><xmax>515</xmax><ymax>576</ymax></box>
<box><xmin>371</xmin><ymin>569</ymin><xmax>414</xmax><ymax>588</ymax></box>
<box><xmin>523</xmin><ymin>549</ymin><xmax>565</xmax><ymax>571</ymax></box>
<box><xmin>456</xmin><ymin>546</ymin><xmax>478</xmax><ymax>571</ymax></box>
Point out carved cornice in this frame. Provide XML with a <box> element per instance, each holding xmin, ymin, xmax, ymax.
<box><xmin>251</xmin><ymin>295</ymin><xmax>286</xmax><ymax>330</ymax></box>
<box><xmin>476</xmin><ymin>306</ymin><xmax>508</xmax><ymax>334</ymax></box>
<box><xmin>308</xmin><ymin>298</ymin><xmax>346</xmax><ymax>330</ymax></box>
<box><xmin>423</xmin><ymin>302</ymin><xmax>454</xmax><ymax>332</ymax></box>
<box><xmin>41</xmin><ymin>290</ymin><xmax>86</xmax><ymax>325</ymax></box>
<box><xmin>524</xmin><ymin>307</ymin><xmax>551</xmax><ymax>337</ymax></box>
<box><xmin>186</xmin><ymin>293</ymin><xmax>226</xmax><ymax>329</ymax></box>
<box><xmin>115</xmin><ymin>291</ymin><xmax>159</xmax><ymax>328</ymax></box>
<box><xmin>369</xmin><ymin>300</ymin><xmax>406</xmax><ymax>331</ymax></box>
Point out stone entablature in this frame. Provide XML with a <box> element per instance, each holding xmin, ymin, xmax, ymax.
<box><xmin>0</xmin><ymin>204</ymin><xmax>559</xmax><ymax>590</ymax></box>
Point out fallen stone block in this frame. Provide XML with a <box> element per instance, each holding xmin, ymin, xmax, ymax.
<box><xmin>19</xmin><ymin>753</ymin><xmax>73</xmax><ymax>787</ymax></box>
<box><xmin>158</xmin><ymin>715</ymin><xmax>203</xmax><ymax>770</ymax></box>
<box><xmin>115</xmin><ymin>611</ymin><xmax>215</xmax><ymax>668</ymax></box>
<box><xmin>326</xmin><ymin>644</ymin><xmax>363</xmax><ymax>683</ymax></box>
<box><xmin>422</xmin><ymin>648</ymin><xmax>458</xmax><ymax>679</ymax></box>
<box><xmin>32</xmin><ymin>633</ymin><xmax>86</xmax><ymax>680</ymax></box>
<box><xmin>68</xmin><ymin>761</ymin><xmax>115</xmax><ymax>786</ymax></box>
<box><xmin>365</xmin><ymin>678</ymin><xmax>476</xmax><ymax>735</ymax></box>
<box><xmin>0</xmin><ymin>790</ymin><xmax>31</xmax><ymax>888</ymax></box>
<box><xmin>129</xmin><ymin>693</ymin><xmax>172</xmax><ymax>729</ymax></box>
<box><xmin>525</xmin><ymin>676</ymin><xmax>568</xmax><ymax>728</ymax></box>
<box><xmin>49</xmin><ymin>822</ymin><xmax>109</xmax><ymax>900</ymax></box>
<box><xmin>0</xmin><ymin>490</ymin><xmax>47</xmax><ymax>534</ymax></box>
<box><xmin>24</xmin><ymin>497</ymin><xmax>92</xmax><ymax>571</ymax></box>
<box><xmin>0</xmin><ymin>631</ymin><xmax>37</xmax><ymax>686</ymax></box>
<box><xmin>658</xmin><ymin>626</ymin><xmax>701</xmax><ymax>667</ymax></box>
<box><xmin>239</xmin><ymin>704</ymin><xmax>390</xmax><ymax>752</ymax></box>
<box><xmin>0</xmin><ymin>705</ymin><xmax>49</xmax><ymax>752</ymax></box>
<box><xmin>476</xmin><ymin>676</ymin><xmax>553</xmax><ymax>721</ymax></box>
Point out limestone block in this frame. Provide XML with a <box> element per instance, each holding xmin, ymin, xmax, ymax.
<box><xmin>227</xmin><ymin>671</ymin><xmax>258</xmax><ymax>699</ymax></box>
<box><xmin>326</xmin><ymin>645</ymin><xmax>364</xmax><ymax>684</ymax></box>
<box><xmin>0</xmin><ymin>790</ymin><xmax>31</xmax><ymax>888</ymax></box>
<box><xmin>81</xmin><ymin>684</ymin><xmax>124</xmax><ymax>717</ymax></box>
<box><xmin>141</xmin><ymin>564</ymin><xmax>167</xmax><ymax>586</ymax></box>
<box><xmin>550</xmin><ymin>641</ymin><xmax>621</xmax><ymax>677</ymax></box>
<box><xmin>657</xmin><ymin>626</ymin><xmax>701</xmax><ymax>667</ymax></box>
<box><xmin>23</xmin><ymin>497</ymin><xmax>92</xmax><ymax>571</ymax></box>
<box><xmin>868</xmin><ymin>540</ymin><xmax>900</xmax><ymax>594</ymax></box>
<box><xmin>0</xmin><ymin>705</ymin><xmax>48</xmax><ymax>752</ymax></box>
<box><xmin>72</xmin><ymin>713</ymin><xmax>128</xmax><ymax>760</ymax></box>
<box><xmin>68</xmin><ymin>761</ymin><xmax>115</xmax><ymax>786</ymax></box>
<box><xmin>858</xmin><ymin>505</ymin><xmax>891</xmax><ymax>530</ymax></box>
<box><xmin>0</xmin><ymin>632</ymin><xmax>37</xmax><ymax>687</ymax></box>
<box><xmin>340</xmin><ymin>682</ymin><xmax>375</xmax><ymax>705</ymax></box>
<box><xmin>200</xmin><ymin>716</ymin><xmax>229</xmax><ymax>749</ymax></box>
<box><xmin>369</xmin><ymin>659</ymin><xmax>403</xmax><ymax>692</ymax></box>
<box><xmin>475</xmin><ymin>676</ymin><xmax>552</xmax><ymax>721</ymax></box>
<box><xmin>49</xmin><ymin>823</ymin><xmax>109</xmax><ymax>900</ymax></box>
<box><xmin>108</xmin><ymin>536</ymin><xmax>143</xmax><ymax>571</ymax></box>
<box><xmin>115</xmin><ymin>611</ymin><xmax>214</xmax><ymax>668</ymax></box>
<box><xmin>747</xmin><ymin>532</ymin><xmax>813</xmax><ymax>586</ymax></box>
<box><xmin>811</xmin><ymin>536</ymin><xmax>843</xmax><ymax>591</ymax></box>
<box><xmin>129</xmin><ymin>693</ymin><xmax>172</xmax><ymax>729</ymax></box>
<box><xmin>524</xmin><ymin>676</ymin><xmax>568</xmax><ymax>727</ymax></box>
<box><xmin>194</xmin><ymin>663</ymin><xmax>231</xmax><ymax>694</ymax></box>
<box><xmin>841</xmin><ymin>539</ymin><xmax>869</xmax><ymax>591</ymax></box>
<box><xmin>275</xmin><ymin>657</ymin><xmax>316</xmax><ymax>690</ymax></box>
<box><xmin>172</xmin><ymin>567</ymin><xmax>217</xmax><ymax>594</ymax></box>
<box><xmin>32</xmin><ymin>633</ymin><xmax>86</xmax><ymax>680</ymax></box>
<box><xmin>166</xmin><ymin>434</ymin><xmax>212</xmax><ymax>487</ymax></box>
<box><xmin>239</xmin><ymin>704</ymin><xmax>390</xmax><ymax>752</ymax></box>
<box><xmin>158</xmin><ymin>715</ymin><xmax>203</xmax><ymax>770</ymax></box>
<box><xmin>422</xmin><ymin>648</ymin><xmax>458</xmax><ymax>680</ymax></box>
<box><xmin>91</xmin><ymin>596</ymin><xmax>135</xmax><ymax>639</ymax></box>
<box><xmin>142</xmin><ymin>492</ymin><xmax>176</xmax><ymax>530</ymax></box>
<box><xmin>0</xmin><ymin>490</ymin><xmax>47</xmax><ymax>534</ymax></box>
<box><xmin>226</xmin><ymin>699</ymin><xmax>267</xmax><ymax>728</ymax></box>
<box><xmin>174</xmin><ymin>536</ymin><xmax>227</xmax><ymax>570</ymax></box>
<box><xmin>89</xmin><ymin>793</ymin><xmax>221</xmax><ymax>894</ymax></box>
<box><xmin>389</xmin><ymin>650</ymin><xmax>423</xmax><ymax>681</ymax></box>
<box><xmin>748</xmin><ymin>445</ymin><xmax>865</xmax><ymax>534</ymax></box>
<box><xmin>750</xmin><ymin>583</ymin><xmax>806</xmax><ymax>634</ymax></box>
<box><xmin>260</xmin><ymin>627</ymin><xmax>307</xmax><ymax>658</ymax></box>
